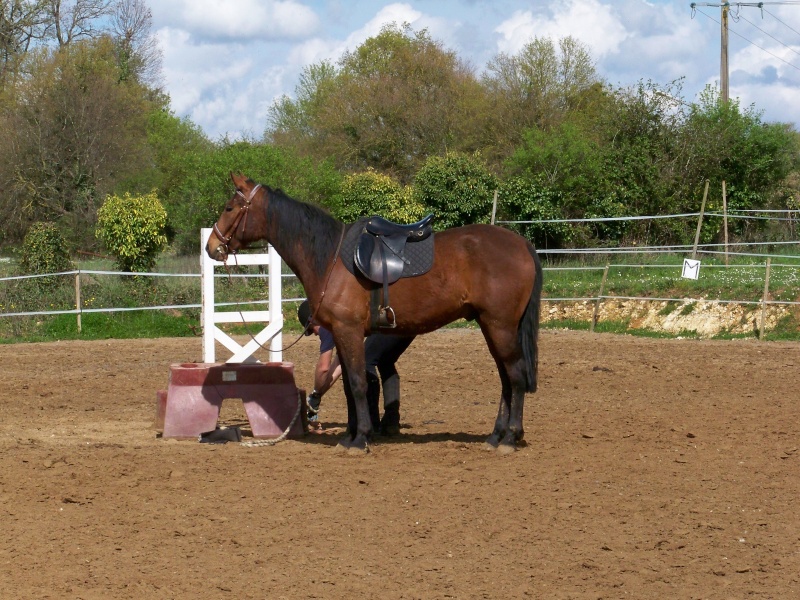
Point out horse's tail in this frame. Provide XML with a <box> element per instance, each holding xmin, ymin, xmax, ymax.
<box><xmin>519</xmin><ymin>243</ymin><xmax>543</xmax><ymax>393</ymax></box>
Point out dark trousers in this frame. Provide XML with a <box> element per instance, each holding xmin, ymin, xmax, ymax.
<box><xmin>347</xmin><ymin>334</ymin><xmax>414</xmax><ymax>435</ymax></box>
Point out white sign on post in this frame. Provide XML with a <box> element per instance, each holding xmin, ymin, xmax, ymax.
<box><xmin>682</xmin><ymin>258</ymin><xmax>701</xmax><ymax>280</ymax></box>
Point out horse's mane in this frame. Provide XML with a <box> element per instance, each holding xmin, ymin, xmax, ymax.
<box><xmin>262</xmin><ymin>185</ymin><xmax>346</xmax><ymax>276</ymax></box>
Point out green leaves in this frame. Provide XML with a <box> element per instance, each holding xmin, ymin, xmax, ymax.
<box><xmin>331</xmin><ymin>169</ymin><xmax>424</xmax><ymax>224</ymax></box>
<box><xmin>96</xmin><ymin>192</ymin><xmax>167</xmax><ymax>273</ymax></box>
<box><xmin>19</xmin><ymin>222</ymin><xmax>74</xmax><ymax>290</ymax></box>
<box><xmin>413</xmin><ymin>153</ymin><xmax>498</xmax><ymax>230</ymax></box>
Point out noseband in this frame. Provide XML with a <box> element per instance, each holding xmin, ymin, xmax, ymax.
<box><xmin>212</xmin><ymin>184</ymin><xmax>262</xmax><ymax>254</ymax></box>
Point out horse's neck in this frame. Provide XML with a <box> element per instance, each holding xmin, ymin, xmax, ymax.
<box><xmin>265</xmin><ymin>219</ymin><xmax>336</xmax><ymax>301</ymax></box>
<box><xmin>278</xmin><ymin>245</ymin><xmax>319</xmax><ymax>293</ymax></box>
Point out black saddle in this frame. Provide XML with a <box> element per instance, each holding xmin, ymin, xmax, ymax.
<box><xmin>352</xmin><ymin>214</ymin><xmax>435</xmax><ymax>328</ymax></box>
<box><xmin>363</xmin><ymin>214</ymin><xmax>434</xmax><ymax>238</ymax></box>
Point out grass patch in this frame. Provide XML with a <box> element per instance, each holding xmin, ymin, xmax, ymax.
<box><xmin>2</xmin><ymin>310</ymin><xmax>199</xmax><ymax>343</ymax></box>
<box><xmin>541</xmin><ymin>318</ymin><xmax>591</xmax><ymax>331</ymax></box>
<box><xmin>658</xmin><ymin>301</ymin><xmax>679</xmax><ymax>317</ymax></box>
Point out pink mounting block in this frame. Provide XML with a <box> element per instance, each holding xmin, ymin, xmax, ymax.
<box><xmin>155</xmin><ymin>362</ymin><xmax>305</xmax><ymax>440</ymax></box>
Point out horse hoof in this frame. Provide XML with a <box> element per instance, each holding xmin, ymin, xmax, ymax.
<box><xmin>497</xmin><ymin>443</ymin><xmax>517</xmax><ymax>455</ymax></box>
<box><xmin>380</xmin><ymin>424</ymin><xmax>400</xmax><ymax>437</ymax></box>
<box><xmin>483</xmin><ymin>441</ymin><xmax>498</xmax><ymax>452</ymax></box>
<box><xmin>347</xmin><ymin>444</ymin><xmax>369</xmax><ymax>455</ymax></box>
<box><xmin>335</xmin><ymin>436</ymin><xmax>352</xmax><ymax>452</ymax></box>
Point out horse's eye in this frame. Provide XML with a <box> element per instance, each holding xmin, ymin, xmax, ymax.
<box><xmin>225</xmin><ymin>206</ymin><xmax>233</xmax><ymax>212</ymax></box>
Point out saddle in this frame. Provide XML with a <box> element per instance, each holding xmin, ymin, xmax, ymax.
<box><xmin>353</xmin><ymin>214</ymin><xmax>435</xmax><ymax>328</ymax></box>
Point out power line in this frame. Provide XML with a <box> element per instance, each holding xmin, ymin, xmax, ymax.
<box><xmin>763</xmin><ymin>7</ymin><xmax>800</xmax><ymax>38</ymax></box>
<box><xmin>736</xmin><ymin>12</ymin><xmax>800</xmax><ymax>57</ymax></box>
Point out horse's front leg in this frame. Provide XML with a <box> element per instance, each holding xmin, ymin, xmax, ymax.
<box><xmin>334</xmin><ymin>333</ymin><xmax>372</xmax><ymax>452</ymax></box>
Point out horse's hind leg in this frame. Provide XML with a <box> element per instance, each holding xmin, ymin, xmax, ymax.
<box><xmin>480</xmin><ymin>323</ymin><xmax>527</xmax><ymax>452</ymax></box>
<box><xmin>499</xmin><ymin>359</ymin><xmax>528</xmax><ymax>452</ymax></box>
<box><xmin>485</xmin><ymin>371</ymin><xmax>511</xmax><ymax>450</ymax></box>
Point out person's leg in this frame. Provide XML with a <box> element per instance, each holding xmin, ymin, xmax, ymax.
<box><xmin>364</xmin><ymin>336</ymin><xmax>385</xmax><ymax>432</ymax></box>
<box><xmin>372</xmin><ymin>335</ymin><xmax>414</xmax><ymax>435</ymax></box>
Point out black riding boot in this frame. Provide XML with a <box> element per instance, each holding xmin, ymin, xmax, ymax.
<box><xmin>366</xmin><ymin>372</ymin><xmax>381</xmax><ymax>432</ymax></box>
<box><xmin>379</xmin><ymin>374</ymin><xmax>401</xmax><ymax>436</ymax></box>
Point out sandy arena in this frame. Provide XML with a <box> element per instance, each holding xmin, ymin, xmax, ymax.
<box><xmin>1</xmin><ymin>328</ymin><xmax>799</xmax><ymax>599</ymax></box>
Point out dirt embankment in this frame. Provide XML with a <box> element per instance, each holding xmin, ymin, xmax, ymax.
<box><xmin>543</xmin><ymin>299</ymin><xmax>794</xmax><ymax>337</ymax></box>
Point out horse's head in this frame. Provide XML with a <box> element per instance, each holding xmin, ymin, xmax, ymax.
<box><xmin>206</xmin><ymin>172</ymin><xmax>264</xmax><ymax>261</ymax></box>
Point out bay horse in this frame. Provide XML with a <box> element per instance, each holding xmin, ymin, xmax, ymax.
<box><xmin>206</xmin><ymin>173</ymin><xmax>543</xmax><ymax>453</ymax></box>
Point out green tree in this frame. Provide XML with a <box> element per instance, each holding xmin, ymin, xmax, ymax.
<box><xmin>0</xmin><ymin>36</ymin><xmax>155</xmax><ymax>248</ymax></box>
<box><xmin>96</xmin><ymin>191</ymin><xmax>167</xmax><ymax>272</ymax></box>
<box><xmin>482</xmin><ymin>36</ymin><xmax>599</xmax><ymax>165</ymax></box>
<box><xmin>413</xmin><ymin>152</ymin><xmax>497</xmax><ymax>229</ymax></box>
<box><xmin>330</xmin><ymin>169</ymin><xmax>425</xmax><ymax>224</ymax></box>
<box><xmin>682</xmin><ymin>86</ymin><xmax>799</xmax><ymax>212</ymax></box>
<box><xmin>109</xmin><ymin>0</ymin><xmax>162</xmax><ymax>86</ymax></box>
<box><xmin>18</xmin><ymin>221</ymin><xmax>73</xmax><ymax>286</ymax></box>
<box><xmin>161</xmin><ymin>140</ymin><xmax>342</xmax><ymax>254</ymax></box>
<box><xmin>267</xmin><ymin>23</ymin><xmax>485</xmax><ymax>183</ymax></box>
<box><xmin>497</xmin><ymin>177</ymin><xmax>570</xmax><ymax>248</ymax></box>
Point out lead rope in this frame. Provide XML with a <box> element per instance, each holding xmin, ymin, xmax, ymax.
<box><xmin>225</xmin><ymin>222</ymin><xmax>347</xmax><ymax>355</ymax></box>
<box><xmin>239</xmin><ymin>389</ymin><xmax>304</xmax><ymax>447</ymax></box>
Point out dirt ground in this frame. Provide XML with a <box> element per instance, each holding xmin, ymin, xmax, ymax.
<box><xmin>2</xmin><ymin>328</ymin><xmax>800</xmax><ymax>599</ymax></box>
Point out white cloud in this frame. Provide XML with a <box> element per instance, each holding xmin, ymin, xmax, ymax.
<box><xmin>157</xmin><ymin>28</ymin><xmax>247</xmax><ymax>107</ymax></box>
<box><xmin>287</xmin><ymin>3</ymin><xmax>424</xmax><ymax>70</ymax></box>
<box><xmin>151</xmin><ymin>0</ymin><xmax>320</xmax><ymax>41</ymax></box>
<box><xmin>494</xmin><ymin>0</ymin><xmax>629</xmax><ymax>58</ymax></box>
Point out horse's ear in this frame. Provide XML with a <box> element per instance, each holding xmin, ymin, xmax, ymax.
<box><xmin>230</xmin><ymin>172</ymin><xmax>247</xmax><ymax>189</ymax></box>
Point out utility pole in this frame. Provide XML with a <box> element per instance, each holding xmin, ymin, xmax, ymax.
<box><xmin>720</xmin><ymin>2</ymin><xmax>729</xmax><ymax>102</ymax></box>
<box><xmin>691</xmin><ymin>2</ymin><xmax>780</xmax><ymax>103</ymax></box>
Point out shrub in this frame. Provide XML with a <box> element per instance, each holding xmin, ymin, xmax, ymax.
<box><xmin>18</xmin><ymin>222</ymin><xmax>74</xmax><ymax>287</ymax></box>
<box><xmin>497</xmin><ymin>177</ymin><xmax>571</xmax><ymax>248</ymax></box>
<box><xmin>331</xmin><ymin>169</ymin><xmax>425</xmax><ymax>223</ymax></box>
<box><xmin>413</xmin><ymin>153</ymin><xmax>498</xmax><ymax>229</ymax></box>
<box><xmin>96</xmin><ymin>192</ymin><xmax>167</xmax><ymax>272</ymax></box>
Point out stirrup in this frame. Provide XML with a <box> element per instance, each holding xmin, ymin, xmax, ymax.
<box><xmin>376</xmin><ymin>306</ymin><xmax>397</xmax><ymax>328</ymax></box>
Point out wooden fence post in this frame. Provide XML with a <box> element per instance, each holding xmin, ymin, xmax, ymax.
<box><xmin>692</xmin><ymin>179</ymin><xmax>709</xmax><ymax>259</ymax></box>
<box><xmin>75</xmin><ymin>272</ymin><xmax>82</xmax><ymax>334</ymax></box>
<box><xmin>491</xmin><ymin>189</ymin><xmax>498</xmax><ymax>225</ymax></box>
<box><xmin>591</xmin><ymin>265</ymin><xmax>610</xmax><ymax>333</ymax></box>
<box><xmin>759</xmin><ymin>258</ymin><xmax>771</xmax><ymax>341</ymax></box>
<box><xmin>722</xmin><ymin>180</ymin><xmax>729</xmax><ymax>266</ymax></box>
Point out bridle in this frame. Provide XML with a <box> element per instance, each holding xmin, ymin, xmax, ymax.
<box><xmin>212</xmin><ymin>184</ymin><xmax>262</xmax><ymax>255</ymax></box>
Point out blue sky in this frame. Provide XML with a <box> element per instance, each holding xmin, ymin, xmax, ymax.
<box><xmin>147</xmin><ymin>0</ymin><xmax>800</xmax><ymax>140</ymax></box>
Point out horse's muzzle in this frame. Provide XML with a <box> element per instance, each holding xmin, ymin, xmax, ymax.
<box><xmin>207</xmin><ymin>242</ymin><xmax>228</xmax><ymax>262</ymax></box>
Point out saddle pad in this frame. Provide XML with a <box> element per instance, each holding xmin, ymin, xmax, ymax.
<box><xmin>340</xmin><ymin>218</ymin><xmax>435</xmax><ymax>280</ymax></box>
